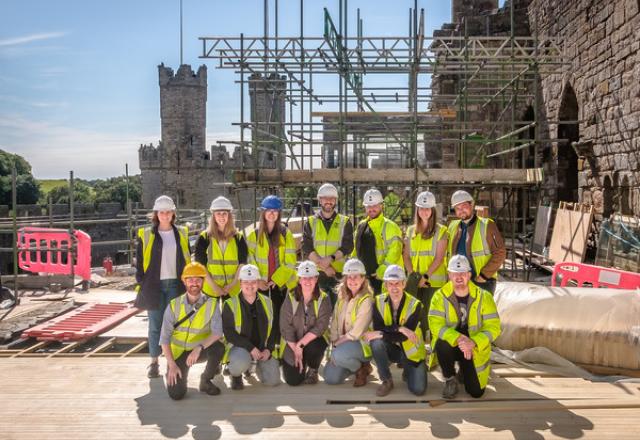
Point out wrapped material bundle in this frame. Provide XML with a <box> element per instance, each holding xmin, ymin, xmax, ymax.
<box><xmin>493</xmin><ymin>282</ymin><xmax>640</xmax><ymax>370</ymax></box>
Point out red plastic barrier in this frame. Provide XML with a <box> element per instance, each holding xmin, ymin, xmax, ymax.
<box><xmin>551</xmin><ymin>261</ymin><xmax>640</xmax><ymax>289</ymax></box>
<box><xmin>22</xmin><ymin>303</ymin><xmax>140</xmax><ymax>341</ymax></box>
<box><xmin>17</xmin><ymin>227</ymin><xmax>92</xmax><ymax>282</ymax></box>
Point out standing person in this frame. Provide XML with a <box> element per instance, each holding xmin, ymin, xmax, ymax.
<box><xmin>324</xmin><ymin>259</ymin><xmax>374</xmax><ymax>387</ymax></box>
<box><xmin>354</xmin><ymin>188</ymin><xmax>403</xmax><ymax>294</ymax></box>
<box><xmin>279</xmin><ymin>261</ymin><xmax>332</xmax><ymax>386</ymax></box>
<box><xmin>428</xmin><ymin>255</ymin><xmax>501</xmax><ymax>399</ymax></box>
<box><xmin>246</xmin><ymin>195</ymin><xmax>298</xmax><ymax>343</ymax></box>
<box><xmin>364</xmin><ymin>265</ymin><xmax>427</xmax><ymax>397</ymax></box>
<box><xmin>302</xmin><ymin>183</ymin><xmax>354</xmax><ymax>306</ymax></box>
<box><xmin>195</xmin><ymin>196</ymin><xmax>248</xmax><ymax>298</ymax></box>
<box><xmin>135</xmin><ymin>195</ymin><xmax>191</xmax><ymax>378</ymax></box>
<box><xmin>222</xmin><ymin>264</ymin><xmax>282</xmax><ymax>390</ymax></box>
<box><xmin>383</xmin><ymin>186</ymin><xmax>401</xmax><ymax>222</ymax></box>
<box><xmin>160</xmin><ymin>262</ymin><xmax>225</xmax><ymax>400</ymax></box>
<box><xmin>448</xmin><ymin>190</ymin><xmax>506</xmax><ymax>294</ymax></box>
<box><xmin>403</xmin><ymin>190</ymin><xmax>449</xmax><ymax>340</ymax></box>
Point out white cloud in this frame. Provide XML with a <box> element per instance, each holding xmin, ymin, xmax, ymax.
<box><xmin>0</xmin><ymin>32</ymin><xmax>68</xmax><ymax>47</ymax></box>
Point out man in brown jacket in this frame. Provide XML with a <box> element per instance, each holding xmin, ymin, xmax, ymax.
<box><xmin>447</xmin><ymin>190</ymin><xmax>506</xmax><ymax>294</ymax></box>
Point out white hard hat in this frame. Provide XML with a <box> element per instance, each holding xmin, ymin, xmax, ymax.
<box><xmin>297</xmin><ymin>261</ymin><xmax>319</xmax><ymax>277</ymax></box>
<box><xmin>415</xmin><ymin>191</ymin><xmax>436</xmax><ymax>209</ymax></box>
<box><xmin>363</xmin><ymin>188</ymin><xmax>383</xmax><ymax>206</ymax></box>
<box><xmin>448</xmin><ymin>255</ymin><xmax>472</xmax><ymax>273</ymax></box>
<box><xmin>210</xmin><ymin>196</ymin><xmax>233</xmax><ymax>211</ymax></box>
<box><xmin>383</xmin><ymin>264</ymin><xmax>406</xmax><ymax>281</ymax></box>
<box><xmin>239</xmin><ymin>264</ymin><xmax>261</xmax><ymax>281</ymax></box>
<box><xmin>153</xmin><ymin>195</ymin><xmax>176</xmax><ymax>211</ymax></box>
<box><xmin>451</xmin><ymin>190</ymin><xmax>474</xmax><ymax>208</ymax></box>
<box><xmin>342</xmin><ymin>259</ymin><xmax>366</xmax><ymax>275</ymax></box>
<box><xmin>317</xmin><ymin>183</ymin><xmax>339</xmax><ymax>199</ymax></box>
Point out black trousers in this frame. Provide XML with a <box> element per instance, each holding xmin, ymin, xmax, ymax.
<box><xmin>434</xmin><ymin>339</ymin><xmax>484</xmax><ymax>398</ymax></box>
<box><xmin>282</xmin><ymin>337</ymin><xmax>328</xmax><ymax>386</ymax></box>
<box><xmin>167</xmin><ymin>340</ymin><xmax>225</xmax><ymax>400</ymax></box>
<box><xmin>474</xmin><ymin>278</ymin><xmax>496</xmax><ymax>294</ymax></box>
<box><xmin>318</xmin><ymin>272</ymin><xmax>339</xmax><ymax>307</ymax></box>
<box><xmin>368</xmin><ymin>276</ymin><xmax>383</xmax><ymax>295</ymax></box>
<box><xmin>416</xmin><ymin>286</ymin><xmax>437</xmax><ymax>341</ymax></box>
<box><xmin>260</xmin><ymin>285</ymin><xmax>286</xmax><ymax>343</ymax></box>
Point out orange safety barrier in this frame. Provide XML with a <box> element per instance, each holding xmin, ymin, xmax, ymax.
<box><xmin>17</xmin><ymin>227</ymin><xmax>92</xmax><ymax>282</ymax></box>
<box><xmin>551</xmin><ymin>261</ymin><xmax>640</xmax><ymax>289</ymax></box>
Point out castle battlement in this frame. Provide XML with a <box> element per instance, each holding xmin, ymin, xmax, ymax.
<box><xmin>158</xmin><ymin>63</ymin><xmax>207</xmax><ymax>87</ymax></box>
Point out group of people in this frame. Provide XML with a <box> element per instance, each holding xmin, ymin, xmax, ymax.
<box><xmin>134</xmin><ymin>183</ymin><xmax>506</xmax><ymax>401</ymax></box>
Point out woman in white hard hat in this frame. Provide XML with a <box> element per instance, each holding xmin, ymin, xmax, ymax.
<box><xmin>403</xmin><ymin>190</ymin><xmax>449</xmax><ymax>341</ymax></box>
<box><xmin>195</xmin><ymin>196</ymin><xmax>248</xmax><ymax>298</ymax></box>
<box><xmin>324</xmin><ymin>259</ymin><xmax>374</xmax><ymax>387</ymax></box>
<box><xmin>135</xmin><ymin>195</ymin><xmax>191</xmax><ymax>378</ymax></box>
<box><xmin>279</xmin><ymin>261</ymin><xmax>332</xmax><ymax>385</ymax></box>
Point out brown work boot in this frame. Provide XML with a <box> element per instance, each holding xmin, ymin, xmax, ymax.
<box><xmin>147</xmin><ymin>362</ymin><xmax>160</xmax><ymax>379</ymax></box>
<box><xmin>303</xmin><ymin>368</ymin><xmax>319</xmax><ymax>385</ymax></box>
<box><xmin>353</xmin><ymin>361</ymin><xmax>372</xmax><ymax>387</ymax></box>
<box><xmin>231</xmin><ymin>375</ymin><xmax>244</xmax><ymax>390</ymax></box>
<box><xmin>376</xmin><ymin>379</ymin><xmax>394</xmax><ymax>397</ymax></box>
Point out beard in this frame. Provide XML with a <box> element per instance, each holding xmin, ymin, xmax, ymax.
<box><xmin>321</xmin><ymin>204</ymin><xmax>335</xmax><ymax>214</ymax></box>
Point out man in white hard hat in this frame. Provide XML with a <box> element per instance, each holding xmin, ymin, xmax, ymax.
<box><xmin>354</xmin><ymin>188</ymin><xmax>404</xmax><ymax>294</ymax></box>
<box><xmin>364</xmin><ymin>265</ymin><xmax>427</xmax><ymax>397</ymax></box>
<box><xmin>302</xmin><ymin>183</ymin><xmax>354</xmax><ymax>305</ymax></box>
<box><xmin>222</xmin><ymin>264</ymin><xmax>281</xmax><ymax>390</ymax></box>
<box><xmin>448</xmin><ymin>190</ymin><xmax>505</xmax><ymax>294</ymax></box>
<box><xmin>428</xmin><ymin>255</ymin><xmax>501</xmax><ymax>399</ymax></box>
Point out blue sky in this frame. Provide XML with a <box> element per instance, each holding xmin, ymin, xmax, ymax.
<box><xmin>0</xmin><ymin>0</ymin><xmax>503</xmax><ymax>179</ymax></box>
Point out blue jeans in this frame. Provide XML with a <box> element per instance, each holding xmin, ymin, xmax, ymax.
<box><xmin>323</xmin><ymin>340</ymin><xmax>371</xmax><ymax>385</ymax></box>
<box><xmin>371</xmin><ymin>339</ymin><xmax>427</xmax><ymax>396</ymax></box>
<box><xmin>147</xmin><ymin>278</ymin><xmax>179</xmax><ymax>358</ymax></box>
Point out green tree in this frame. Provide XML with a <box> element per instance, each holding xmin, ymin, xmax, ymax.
<box><xmin>47</xmin><ymin>180</ymin><xmax>95</xmax><ymax>205</ymax></box>
<box><xmin>94</xmin><ymin>175</ymin><xmax>142</xmax><ymax>209</ymax></box>
<box><xmin>0</xmin><ymin>149</ymin><xmax>41</xmax><ymax>205</ymax></box>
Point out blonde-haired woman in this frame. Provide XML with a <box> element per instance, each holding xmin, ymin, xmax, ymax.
<box><xmin>324</xmin><ymin>258</ymin><xmax>374</xmax><ymax>387</ymax></box>
<box><xmin>135</xmin><ymin>195</ymin><xmax>191</xmax><ymax>378</ymax></box>
<box><xmin>195</xmin><ymin>196</ymin><xmax>248</xmax><ymax>298</ymax></box>
<box><xmin>403</xmin><ymin>190</ymin><xmax>448</xmax><ymax>340</ymax></box>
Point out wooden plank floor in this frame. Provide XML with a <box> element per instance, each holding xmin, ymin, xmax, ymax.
<box><xmin>0</xmin><ymin>358</ymin><xmax>639</xmax><ymax>439</ymax></box>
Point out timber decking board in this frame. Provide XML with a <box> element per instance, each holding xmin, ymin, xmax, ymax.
<box><xmin>0</xmin><ymin>358</ymin><xmax>638</xmax><ymax>439</ymax></box>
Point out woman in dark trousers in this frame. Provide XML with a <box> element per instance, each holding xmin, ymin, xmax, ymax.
<box><xmin>135</xmin><ymin>195</ymin><xmax>191</xmax><ymax>378</ymax></box>
<box><xmin>279</xmin><ymin>261</ymin><xmax>331</xmax><ymax>385</ymax></box>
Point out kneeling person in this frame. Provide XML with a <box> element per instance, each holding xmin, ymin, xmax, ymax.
<box><xmin>279</xmin><ymin>261</ymin><xmax>332</xmax><ymax>385</ymax></box>
<box><xmin>428</xmin><ymin>255</ymin><xmax>501</xmax><ymax>399</ymax></box>
<box><xmin>223</xmin><ymin>264</ymin><xmax>282</xmax><ymax>390</ymax></box>
<box><xmin>365</xmin><ymin>265</ymin><xmax>427</xmax><ymax>397</ymax></box>
<box><xmin>160</xmin><ymin>262</ymin><xmax>225</xmax><ymax>400</ymax></box>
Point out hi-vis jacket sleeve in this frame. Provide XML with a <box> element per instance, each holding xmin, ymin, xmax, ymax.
<box><xmin>428</xmin><ymin>291</ymin><xmax>461</xmax><ymax>347</ymax></box>
<box><xmin>469</xmin><ymin>292</ymin><xmax>501</xmax><ymax>354</ymax></box>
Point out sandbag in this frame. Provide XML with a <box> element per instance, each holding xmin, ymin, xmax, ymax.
<box><xmin>493</xmin><ymin>282</ymin><xmax>640</xmax><ymax>370</ymax></box>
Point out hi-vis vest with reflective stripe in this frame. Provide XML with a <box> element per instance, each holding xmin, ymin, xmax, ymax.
<box><xmin>138</xmin><ymin>225</ymin><xmax>191</xmax><ymax>274</ymax></box>
<box><xmin>169</xmin><ymin>294</ymin><xmax>217</xmax><ymax>360</ymax></box>
<box><xmin>201</xmin><ymin>231</ymin><xmax>241</xmax><ymax>297</ymax></box>
<box><xmin>375</xmin><ymin>293</ymin><xmax>426</xmax><ymax>362</ymax></box>
<box><xmin>427</xmin><ymin>282</ymin><xmax>501</xmax><ymax>389</ymax></box>
<box><xmin>335</xmin><ymin>293</ymin><xmax>373</xmax><ymax>358</ymax></box>
<box><xmin>448</xmin><ymin>217</ymin><xmax>496</xmax><ymax>279</ymax></box>
<box><xmin>246</xmin><ymin>227</ymin><xmax>298</xmax><ymax>290</ymax></box>
<box><xmin>406</xmin><ymin>223</ymin><xmax>448</xmax><ymax>287</ymax></box>
<box><xmin>308</xmin><ymin>214</ymin><xmax>348</xmax><ymax>273</ymax></box>
<box><xmin>278</xmin><ymin>290</ymin><xmax>330</xmax><ymax>358</ymax></box>
<box><xmin>224</xmin><ymin>293</ymin><xmax>273</xmax><ymax>350</ymax></box>
<box><xmin>356</xmin><ymin>214</ymin><xmax>404</xmax><ymax>279</ymax></box>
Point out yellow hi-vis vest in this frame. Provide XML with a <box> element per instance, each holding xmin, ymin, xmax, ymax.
<box><xmin>406</xmin><ymin>223</ymin><xmax>449</xmax><ymax>287</ymax></box>
<box><xmin>246</xmin><ymin>227</ymin><xmax>298</xmax><ymax>290</ymax></box>
<box><xmin>334</xmin><ymin>293</ymin><xmax>373</xmax><ymax>358</ymax></box>
<box><xmin>200</xmin><ymin>231</ymin><xmax>241</xmax><ymax>298</ymax></box>
<box><xmin>384</xmin><ymin>192</ymin><xmax>401</xmax><ymax>221</ymax></box>
<box><xmin>447</xmin><ymin>217</ymin><xmax>496</xmax><ymax>279</ymax></box>
<box><xmin>168</xmin><ymin>294</ymin><xmax>217</xmax><ymax>360</ymax></box>
<box><xmin>308</xmin><ymin>213</ymin><xmax>348</xmax><ymax>273</ymax></box>
<box><xmin>354</xmin><ymin>214</ymin><xmax>404</xmax><ymax>280</ymax></box>
<box><xmin>428</xmin><ymin>282</ymin><xmax>501</xmax><ymax>389</ymax></box>
<box><xmin>278</xmin><ymin>290</ymin><xmax>330</xmax><ymax>358</ymax></box>
<box><xmin>375</xmin><ymin>292</ymin><xmax>426</xmax><ymax>362</ymax></box>
<box><xmin>138</xmin><ymin>225</ymin><xmax>191</xmax><ymax>274</ymax></box>
<box><xmin>224</xmin><ymin>293</ymin><xmax>274</xmax><ymax>354</ymax></box>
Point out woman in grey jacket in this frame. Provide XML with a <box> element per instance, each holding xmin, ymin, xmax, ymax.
<box><xmin>279</xmin><ymin>261</ymin><xmax>332</xmax><ymax>385</ymax></box>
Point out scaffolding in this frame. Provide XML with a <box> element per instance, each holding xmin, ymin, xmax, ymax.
<box><xmin>198</xmin><ymin>1</ymin><xmax>568</xmax><ymax>278</ymax></box>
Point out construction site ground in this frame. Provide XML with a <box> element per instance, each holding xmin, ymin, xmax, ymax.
<box><xmin>1</xmin><ymin>280</ymin><xmax>639</xmax><ymax>439</ymax></box>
